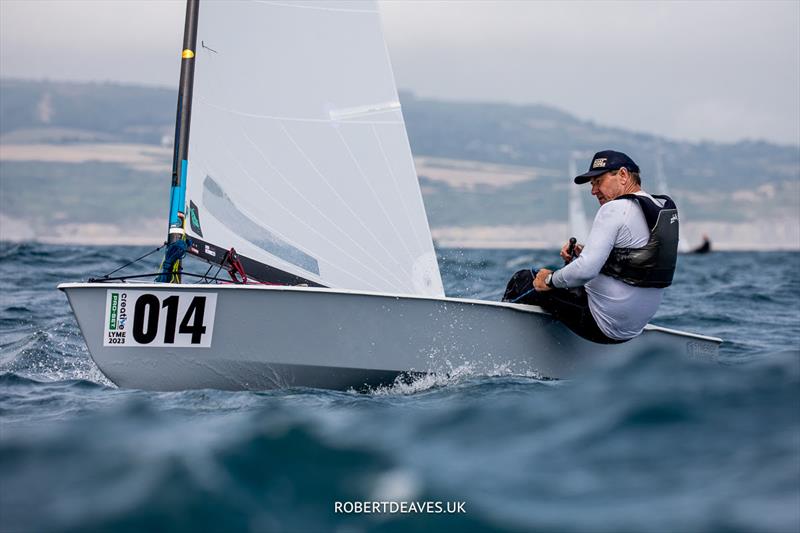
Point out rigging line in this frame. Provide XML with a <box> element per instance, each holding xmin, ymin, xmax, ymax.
<box><xmin>239</xmin><ymin>130</ymin><xmax>408</xmax><ymax>291</ymax></box>
<box><xmin>252</xmin><ymin>0</ymin><xmax>379</xmax><ymax>14</ymax></box>
<box><xmin>101</xmin><ymin>244</ymin><xmax>166</xmax><ymax>278</ymax></box>
<box><xmin>197</xmin><ymin>98</ymin><xmax>403</xmax><ymax>125</ymax></box>
<box><xmin>201</xmin><ymin>262</ymin><xmax>215</xmax><ymax>283</ymax></box>
<box><xmin>88</xmin><ymin>272</ymin><xmax>250</xmax><ymax>284</ymax></box>
<box><xmin>212</xmin><ymin>262</ymin><xmax>225</xmax><ymax>282</ymax></box>
<box><xmin>371</xmin><ymin>124</ymin><xmax>425</xmax><ymax>253</ymax></box>
<box><xmin>334</xmin><ymin>126</ymin><xmax>417</xmax><ymax>263</ymax></box>
<box><xmin>277</xmin><ymin>123</ymin><xmax>416</xmax><ymax>281</ymax></box>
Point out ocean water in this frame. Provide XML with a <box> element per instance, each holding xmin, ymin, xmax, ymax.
<box><xmin>1</xmin><ymin>243</ymin><xmax>798</xmax><ymax>533</ymax></box>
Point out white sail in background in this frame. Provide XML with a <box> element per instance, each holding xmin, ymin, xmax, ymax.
<box><xmin>654</xmin><ymin>147</ymin><xmax>690</xmax><ymax>253</ymax></box>
<box><xmin>568</xmin><ymin>153</ymin><xmax>589</xmax><ymax>243</ymax></box>
<box><xmin>184</xmin><ymin>0</ymin><xmax>443</xmax><ymax>296</ymax></box>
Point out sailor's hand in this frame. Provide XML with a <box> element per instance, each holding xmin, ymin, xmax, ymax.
<box><xmin>560</xmin><ymin>242</ymin><xmax>584</xmax><ymax>263</ymax></box>
<box><xmin>534</xmin><ymin>268</ymin><xmax>553</xmax><ymax>291</ymax></box>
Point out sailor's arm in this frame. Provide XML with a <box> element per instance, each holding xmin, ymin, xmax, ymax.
<box><xmin>551</xmin><ymin>202</ymin><xmax>625</xmax><ymax>289</ymax></box>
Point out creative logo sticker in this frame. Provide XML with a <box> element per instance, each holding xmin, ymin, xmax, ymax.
<box><xmin>105</xmin><ymin>292</ymin><xmax>128</xmax><ymax>343</ymax></box>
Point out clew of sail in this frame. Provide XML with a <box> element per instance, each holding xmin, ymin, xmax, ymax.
<box><xmin>183</xmin><ymin>0</ymin><xmax>443</xmax><ymax>296</ymax></box>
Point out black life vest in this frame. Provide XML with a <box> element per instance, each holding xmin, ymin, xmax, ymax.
<box><xmin>600</xmin><ymin>193</ymin><xmax>679</xmax><ymax>288</ymax></box>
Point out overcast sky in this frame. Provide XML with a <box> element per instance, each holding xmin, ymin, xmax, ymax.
<box><xmin>1</xmin><ymin>0</ymin><xmax>798</xmax><ymax>146</ymax></box>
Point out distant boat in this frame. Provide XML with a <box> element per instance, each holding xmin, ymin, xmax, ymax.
<box><xmin>691</xmin><ymin>234</ymin><xmax>712</xmax><ymax>254</ymax></box>
<box><xmin>58</xmin><ymin>0</ymin><xmax>721</xmax><ymax>391</ymax></box>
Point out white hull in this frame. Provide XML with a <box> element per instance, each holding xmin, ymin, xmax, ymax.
<box><xmin>59</xmin><ymin>283</ymin><xmax>721</xmax><ymax>391</ymax></box>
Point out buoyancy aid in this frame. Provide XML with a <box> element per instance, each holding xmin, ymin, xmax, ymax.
<box><xmin>600</xmin><ymin>194</ymin><xmax>679</xmax><ymax>288</ymax></box>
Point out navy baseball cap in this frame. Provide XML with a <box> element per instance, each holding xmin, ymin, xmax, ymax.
<box><xmin>574</xmin><ymin>150</ymin><xmax>640</xmax><ymax>184</ymax></box>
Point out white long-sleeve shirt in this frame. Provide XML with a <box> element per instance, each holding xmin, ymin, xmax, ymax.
<box><xmin>551</xmin><ymin>191</ymin><xmax>666</xmax><ymax>340</ymax></box>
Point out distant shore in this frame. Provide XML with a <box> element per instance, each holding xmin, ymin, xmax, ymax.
<box><xmin>2</xmin><ymin>141</ymin><xmax>798</xmax><ymax>252</ymax></box>
<box><xmin>2</xmin><ymin>217</ymin><xmax>797</xmax><ymax>251</ymax></box>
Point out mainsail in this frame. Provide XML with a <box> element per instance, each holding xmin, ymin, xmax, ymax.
<box><xmin>182</xmin><ymin>0</ymin><xmax>443</xmax><ymax>296</ymax></box>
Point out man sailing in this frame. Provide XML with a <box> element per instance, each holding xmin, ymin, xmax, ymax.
<box><xmin>502</xmin><ymin>150</ymin><xmax>679</xmax><ymax>344</ymax></box>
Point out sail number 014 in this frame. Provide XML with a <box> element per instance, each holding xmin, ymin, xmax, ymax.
<box><xmin>104</xmin><ymin>290</ymin><xmax>217</xmax><ymax>348</ymax></box>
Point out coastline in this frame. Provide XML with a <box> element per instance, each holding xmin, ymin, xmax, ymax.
<box><xmin>2</xmin><ymin>217</ymin><xmax>798</xmax><ymax>251</ymax></box>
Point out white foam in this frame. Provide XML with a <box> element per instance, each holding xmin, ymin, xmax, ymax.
<box><xmin>368</xmin><ymin>361</ymin><xmax>545</xmax><ymax>396</ymax></box>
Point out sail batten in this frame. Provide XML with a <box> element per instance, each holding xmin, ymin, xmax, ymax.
<box><xmin>197</xmin><ymin>97</ymin><xmax>405</xmax><ymax>124</ymax></box>
<box><xmin>184</xmin><ymin>0</ymin><xmax>443</xmax><ymax>295</ymax></box>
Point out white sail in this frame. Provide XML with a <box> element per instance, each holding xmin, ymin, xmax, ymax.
<box><xmin>568</xmin><ymin>153</ymin><xmax>589</xmax><ymax>243</ymax></box>
<box><xmin>654</xmin><ymin>147</ymin><xmax>690</xmax><ymax>253</ymax></box>
<box><xmin>183</xmin><ymin>0</ymin><xmax>443</xmax><ymax>296</ymax></box>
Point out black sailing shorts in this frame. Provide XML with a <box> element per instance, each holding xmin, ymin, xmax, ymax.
<box><xmin>501</xmin><ymin>268</ymin><xmax>627</xmax><ymax>345</ymax></box>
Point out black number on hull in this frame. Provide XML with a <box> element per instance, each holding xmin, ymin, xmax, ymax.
<box><xmin>131</xmin><ymin>294</ymin><xmax>208</xmax><ymax>345</ymax></box>
<box><xmin>179</xmin><ymin>297</ymin><xmax>207</xmax><ymax>344</ymax></box>
<box><xmin>162</xmin><ymin>296</ymin><xmax>179</xmax><ymax>343</ymax></box>
<box><xmin>132</xmin><ymin>294</ymin><xmax>159</xmax><ymax>344</ymax></box>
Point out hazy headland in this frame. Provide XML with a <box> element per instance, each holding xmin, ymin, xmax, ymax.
<box><xmin>1</xmin><ymin>79</ymin><xmax>798</xmax><ymax>250</ymax></box>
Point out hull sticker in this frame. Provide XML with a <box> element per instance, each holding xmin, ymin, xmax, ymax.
<box><xmin>103</xmin><ymin>290</ymin><xmax>217</xmax><ymax>348</ymax></box>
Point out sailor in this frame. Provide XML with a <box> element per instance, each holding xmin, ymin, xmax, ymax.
<box><xmin>502</xmin><ymin>150</ymin><xmax>679</xmax><ymax>343</ymax></box>
<box><xmin>692</xmin><ymin>233</ymin><xmax>712</xmax><ymax>254</ymax></box>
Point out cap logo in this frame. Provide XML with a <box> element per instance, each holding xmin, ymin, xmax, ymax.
<box><xmin>592</xmin><ymin>158</ymin><xmax>607</xmax><ymax>169</ymax></box>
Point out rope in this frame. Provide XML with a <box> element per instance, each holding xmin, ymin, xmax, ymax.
<box><xmin>511</xmin><ymin>237</ymin><xmax>579</xmax><ymax>303</ymax></box>
<box><xmin>88</xmin><ymin>242</ymin><xmax>287</xmax><ymax>287</ymax></box>
<box><xmin>200</xmin><ymin>263</ymin><xmax>215</xmax><ymax>284</ymax></box>
<box><xmin>89</xmin><ymin>272</ymin><xmax>248</xmax><ymax>284</ymax></box>
<box><xmin>511</xmin><ymin>269</ymin><xmax>537</xmax><ymax>303</ymax></box>
<box><xmin>156</xmin><ymin>240</ymin><xmax>188</xmax><ymax>283</ymax></box>
<box><xmin>97</xmin><ymin>243</ymin><xmax>167</xmax><ymax>280</ymax></box>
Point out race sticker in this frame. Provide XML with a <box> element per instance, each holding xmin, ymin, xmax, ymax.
<box><xmin>104</xmin><ymin>290</ymin><xmax>217</xmax><ymax>348</ymax></box>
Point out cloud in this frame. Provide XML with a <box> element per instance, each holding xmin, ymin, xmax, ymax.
<box><xmin>1</xmin><ymin>0</ymin><xmax>797</xmax><ymax>144</ymax></box>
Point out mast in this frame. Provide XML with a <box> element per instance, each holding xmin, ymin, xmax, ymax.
<box><xmin>162</xmin><ymin>0</ymin><xmax>199</xmax><ymax>282</ymax></box>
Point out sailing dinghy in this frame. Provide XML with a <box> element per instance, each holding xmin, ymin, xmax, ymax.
<box><xmin>59</xmin><ymin>0</ymin><xmax>721</xmax><ymax>391</ymax></box>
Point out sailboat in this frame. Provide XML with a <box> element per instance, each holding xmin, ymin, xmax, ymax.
<box><xmin>654</xmin><ymin>146</ymin><xmax>691</xmax><ymax>253</ymax></box>
<box><xmin>59</xmin><ymin>0</ymin><xmax>721</xmax><ymax>391</ymax></box>
<box><xmin>568</xmin><ymin>151</ymin><xmax>591</xmax><ymax>243</ymax></box>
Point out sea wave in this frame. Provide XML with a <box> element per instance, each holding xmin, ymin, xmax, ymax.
<box><xmin>1</xmin><ymin>245</ymin><xmax>798</xmax><ymax>532</ymax></box>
